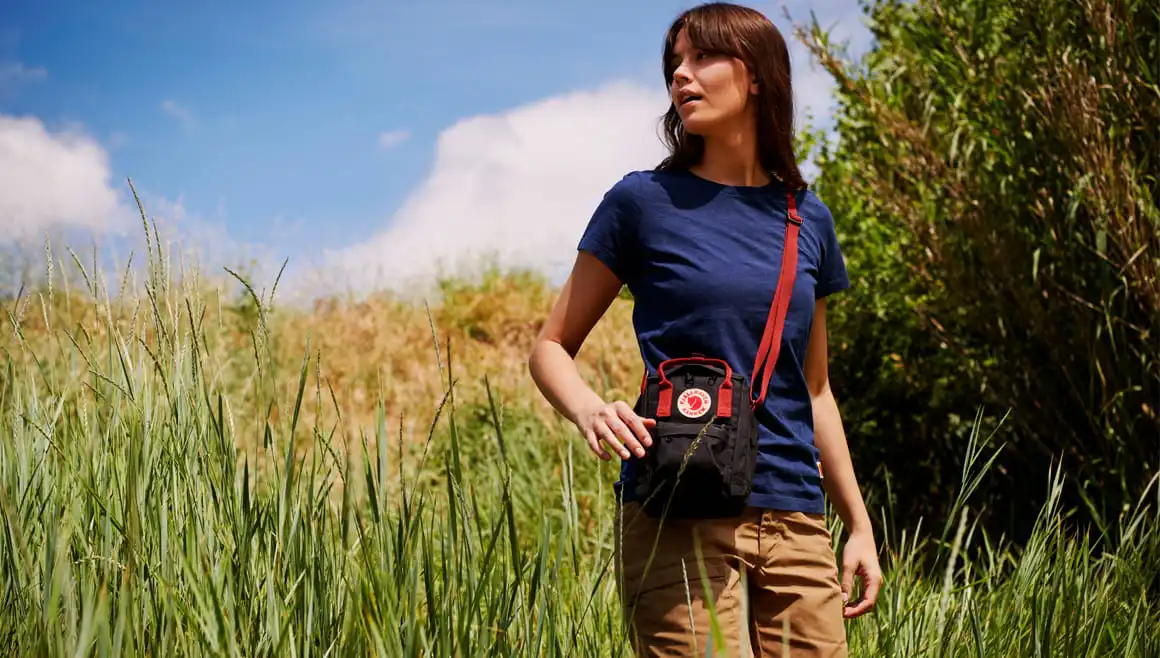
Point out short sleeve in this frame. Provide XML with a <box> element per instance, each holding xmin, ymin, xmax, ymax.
<box><xmin>811</xmin><ymin>195</ymin><xmax>851</xmax><ymax>298</ymax></box>
<box><xmin>577</xmin><ymin>172</ymin><xmax>642</xmax><ymax>286</ymax></box>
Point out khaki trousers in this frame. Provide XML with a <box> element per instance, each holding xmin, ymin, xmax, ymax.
<box><xmin>615</xmin><ymin>501</ymin><xmax>847</xmax><ymax>657</ymax></box>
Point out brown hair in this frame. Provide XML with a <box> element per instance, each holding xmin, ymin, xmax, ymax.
<box><xmin>656</xmin><ymin>2</ymin><xmax>805</xmax><ymax>189</ymax></box>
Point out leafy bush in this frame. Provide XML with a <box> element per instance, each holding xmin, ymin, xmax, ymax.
<box><xmin>801</xmin><ymin>0</ymin><xmax>1160</xmax><ymax>535</ymax></box>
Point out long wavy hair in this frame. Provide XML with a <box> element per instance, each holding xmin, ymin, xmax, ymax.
<box><xmin>656</xmin><ymin>2</ymin><xmax>805</xmax><ymax>190</ymax></box>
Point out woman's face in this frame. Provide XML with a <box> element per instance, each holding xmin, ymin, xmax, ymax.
<box><xmin>668</xmin><ymin>27</ymin><xmax>757</xmax><ymax>136</ymax></box>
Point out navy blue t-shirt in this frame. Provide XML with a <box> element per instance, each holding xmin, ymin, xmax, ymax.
<box><xmin>577</xmin><ymin>169</ymin><xmax>850</xmax><ymax>514</ymax></box>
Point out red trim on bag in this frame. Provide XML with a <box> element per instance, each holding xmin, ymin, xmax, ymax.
<box><xmin>717</xmin><ymin>377</ymin><xmax>733</xmax><ymax>417</ymax></box>
<box><xmin>657</xmin><ymin>381</ymin><xmax>674</xmax><ymax>416</ymax></box>
<box><xmin>655</xmin><ymin>356</ymin><xmax>734</xmax><ymax>419</ymax></box>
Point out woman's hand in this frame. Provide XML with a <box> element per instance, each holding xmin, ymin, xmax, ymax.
<box><xmin>576</xmin><ymin>401</ymin><xmax>656</xmax><ymax>461</ymax></box>
<box><xmin>840</xmin><ymin>528</ymin><xmax>882</xmax><ymax>618</ymax></box>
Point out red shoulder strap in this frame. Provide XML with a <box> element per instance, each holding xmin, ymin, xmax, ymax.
<box><xmin>749</xmin><ymin>191</ymin><xmax>803</xmax><ymax>409</ymax></box>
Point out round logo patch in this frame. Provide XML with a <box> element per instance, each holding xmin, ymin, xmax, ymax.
<box><xmin>677</xmin><ymin>388</ymin><xmax>712</xmax><ymax>419</ymax></box>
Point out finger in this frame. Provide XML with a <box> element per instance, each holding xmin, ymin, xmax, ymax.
<box><xmin>605</xmin><ymin>414</ymin><xmax>645</xmax><ymax>457</ymax></box>
<box><xmin>844</xmin><ymin>595</ymin><xmax>875</xmax><ymax>618</ymax></box>
<box><xmin>616</xmin><ymin>402</ymin><xmax>653</xmax><ymax>448</ymax></box>
<box><xmin>842</xmin><ymin>570</ymin><xmax>880</xmax><ymax>618</ymax></box>
<box><xmin>584</xmin><ymin>429</ymin><xmax>611</xmax><ymax>461</ymax></box>
<box><xmin>606</xmin><ymin>408</ymin><xmax>645</xmax><ymax>454</ymax></box>
<box><xmin>595</xmin><ymin>423</ymin><xmax>631</xmax><ymax>460</ymax></box>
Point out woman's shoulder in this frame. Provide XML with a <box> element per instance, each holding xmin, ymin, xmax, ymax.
<box><xmin>598</xmin><ymin>169</ymin><xmax>702</xmax><ymax>220</ymax></box>
<box><xmin>797</xmin><ymin>187</ymin><xmax>837</xmax><ymax>228</ymax></box>
<box><xmin>601</xmin><ymin>169</ymin><xmax>674</xmax><ymax>202</ymax></box>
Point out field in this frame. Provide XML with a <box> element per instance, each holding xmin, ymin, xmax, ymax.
<box><xmin>1</xmin><ymin>236</ymin><xmax>1157</xmax><ymax>657</ymax></box>
<box><xmin>5</xmin><ymin>0</ymin><xmax>1158</xmax><ymax>652</ymax></box>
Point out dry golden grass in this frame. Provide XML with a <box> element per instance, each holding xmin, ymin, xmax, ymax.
<box><xmin>2</xmin><ymin>266</ymin><xmax>640</xmax><ymax>467</ymax></box>
<box><xmin>271</xmin><ymin>268</ymin><xmax>641</xmax><ymax>450</ymax></box>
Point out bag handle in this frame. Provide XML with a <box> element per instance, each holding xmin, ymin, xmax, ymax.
<box><xmin>654</xmin><ymin>356</ymin><xmax>735</xmax><ymax>418</ymax></box>
<box><xmin>749</xmin><ymin>190</ymin><xmax>803</xmax><ymax>410</ymax></box>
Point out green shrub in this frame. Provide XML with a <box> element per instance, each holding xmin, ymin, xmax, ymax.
<box><xmin>802</xmin><ymin>0</ymin><xmax>1160</xmax><ymax>536</ymax></box>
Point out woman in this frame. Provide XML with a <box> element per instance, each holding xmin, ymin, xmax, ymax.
<box><xmin>528</xmin><ymin>2</ymin><xmax>881</xmax><ymax>656</ymax></box>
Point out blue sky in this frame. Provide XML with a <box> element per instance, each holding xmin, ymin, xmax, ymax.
<box><xmin>1</xmin><ymin>0</ymin><xmax>871</xmax><ymax>298</ymax></box>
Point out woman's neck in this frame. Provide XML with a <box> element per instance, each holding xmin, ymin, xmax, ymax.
<box><xmin>690</xmin><ymin>120</ymin><xmax>768</xmax><ymax>187</ymax></box>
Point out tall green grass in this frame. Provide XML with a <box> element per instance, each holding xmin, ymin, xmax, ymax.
<box><xmin>2</xmin><ymin>233</ymin><xmax>1158</xmax><ymax>656</ymax></box>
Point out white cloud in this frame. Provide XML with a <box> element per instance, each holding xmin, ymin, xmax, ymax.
<box><xmin>308</xmin><ymin>65</ymin><xmax>860</xmax><ymax>296</ymax></box>
<box><xmin>298</xmin><ymin>0</ymin><xmax>871</xmax><ymax>297</ymax></box>
<box><xmin>378</xmin><ymin>129</ymin><xmax>410</xmax><ymax>150</ymax></box>
<box><xmin>0</xmin><ymin>113</ymin><xmax>282</xmax><ymax>303</ymax></box>
<box><xmin>0</xmin><ymin>115</ymin><xmax>125</xmax><ymax>244</ymax></box>
<box><xmin>161</xmin><ymin>100</ymin><xmax>196</xmax><ymax>129</ymax></box>
<box><xmin>310</xmin><ymin>81</ymin><xmax>670</xmax><ymax>295</ymax></box>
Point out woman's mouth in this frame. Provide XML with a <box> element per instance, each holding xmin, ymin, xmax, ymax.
<box><xmin>676</xmin><ymin>89</ymin><xmax>703</xmax><ymax>107</ymax></box>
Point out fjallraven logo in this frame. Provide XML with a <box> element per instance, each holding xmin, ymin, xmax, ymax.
<box><xmin>677</xmin><ymin>388</ymin><xmax>712</xmax><ymax>419</ymax></box>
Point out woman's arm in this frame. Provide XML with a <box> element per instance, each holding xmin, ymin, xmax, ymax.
<box><xmin>804</xmin><ymin>298</ymin><xmax>872</xmax><ymax>533</ymax></box>
<box><xmin>528</xmin><ymin>251</ymin><xmax>654</xmax><ymax>461</ymax></box>
<box><xmin>803</xmin><ymin>297</ymin><xmax>881</xmax><ymax>617</ymax></box>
